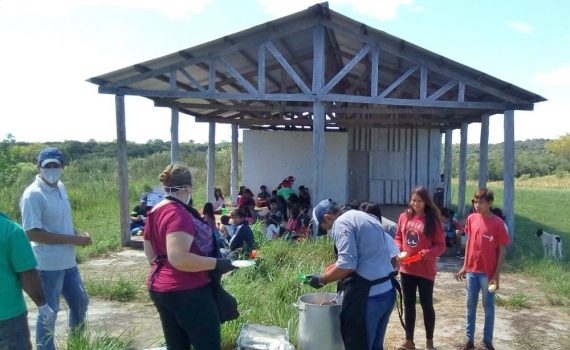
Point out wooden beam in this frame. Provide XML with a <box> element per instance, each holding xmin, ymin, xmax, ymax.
<box><xmin>103</xmin><ymin>15</ymin><xmax>320</xmax><ymax>89</ymax></box>
<box><xmin>321</xmin><ymin>44</ymin><xmax>371</xmax><ymax>94</ymax></box>
<box><xmin>178</xmin><ymin>67</ymin><xmax>207</xmax><ymax>93</ymax></box>
<box><xmin>170</xmin><ymin>108</ymin><xmax>179</xmax><ymax>163</ymax></box>
<box><xmin>428</xmin><ymin>80</ymin><xmax>458</xmax><ymax>101</ymax></box>
<box><xmin>458</xmin><ymin>82</ymin><xmax>465</xmax><ymax>102</ymax></box>
<box><xmin>444</xmin><ymin>129</ymin><xmax>453</xmax><ymax>207</ymax></box>
<box><xmin>312</xmin><ymin>100</ymin><xmax>325</xmax><ymax>237</ymax></box>
<box><xmin>231</xmin><ymin>124</ymin><xmax>239</xmax><ymax>206</ymax></box>
<box><xmin>420</xmin><ymin>65</ymin><xmax>427</xmax><ymax>100</ymax></box>
<box><xmin>219</xmin><ymin>57</ymin><xmax>257</xmax><ymax>94</ymax></box>
<box><xmin>206</xmin><ymin>122</ymin><xmax>216</xmax><ymax>204</ymax></box>
<box><xmin>266</xmin><ymin>41</ymin><xmax>311</xmax><ymax>94</ymax></box>
<box><xmin>370</xmin><ymin>46</ymin><xmax>379</xmax><ymax>97</ymax></box>
<box><xmin>478</xmin><ymin>113</ymin><xmax>490</xmax><ymax>188</ymax></box>
<box><xmin>378</xmin><ymin>65</ymin><xmax>419</xmax><ymax>98</ymax></box>
<box><xmin>458</xmin><ymin>122</ymin><xmax>468</xmax><ymax>218</ymax></box>
<box><xmin>503</xmin><ymin>110</ymin><xmax>515</xmax><ymax>239</ymax></box>
<box><xmin>115</xmin><ymin>94</ymin><xmax>130</xmax><ymax>246</ymax></box>
<box><xmin>320</xmin><ymin>18</ymin><xmax>531</xmax><ymax>104</ymax></box>
<box><xmin>258</xmin><ymin>44</ymin><xmax>266</xmax><ymax>94</ymax></box>
<box><xmin>208</xmin><ymin>59</ymin><xmax>216</xmax><ymax>93</ymax></box>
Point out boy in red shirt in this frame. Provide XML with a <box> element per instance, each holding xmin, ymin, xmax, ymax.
<box><xmin>456</xmin><ymin>188</ymin><xmax>510</xmax><ymax>350</ymax></box>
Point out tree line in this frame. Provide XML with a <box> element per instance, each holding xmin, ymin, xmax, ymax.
<box><xmin>2</xmin><ymin>134</ymin><xmax>569</xmax><ymax>187</ymax></box>
<box><xmin>451</xmin><ymin>135</ymin><xmax>570</xmax><ymax>180</ymax></box>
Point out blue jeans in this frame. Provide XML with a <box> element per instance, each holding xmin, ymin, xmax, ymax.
<box><xmin>466</xmin><ymin>272</ymin><xmax>495</xmax><ymax>344</ymax></box>
<box><xmin>366</xmin><ymin>288</ymin><xmax>396</xmax><ymax>350</ymax></box>
<box><xmin>37</xmin><ymin>267</ymin><xmax>89</xmax><ymax>350</ymax></box>
<box><xmin>0</xmin><ymin>312</ymin><xmax>32</xmax><ymax>350</ymax></box>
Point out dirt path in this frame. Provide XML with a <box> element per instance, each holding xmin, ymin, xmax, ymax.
<box><xmin>27</xmin><ymin>250</ymin><xmax>570</xmax><ymax>350</ymax></box>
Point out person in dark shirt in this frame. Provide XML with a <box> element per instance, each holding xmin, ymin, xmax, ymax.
<box><xmin>256</xmin><ymin>185</ymin><xmax>271</xmax><ymax>207</ymax></box>
<box><xmin>228</xmin><ymin>208</ymin><xmax>255</xmax><ymax>255</ymax></box>
<box><xmin>130</xmin><ymin>198</ymin><xmax>149</xmax><ymax>235</ymax></box>
<box><xmin>298</xmin><ymin>185</ymin><xmax>311</xmax><ymax>212</ymax></box>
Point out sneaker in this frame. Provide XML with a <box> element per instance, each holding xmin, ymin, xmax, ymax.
<box><xmin>482</xmin><ymin>342</ymin><xmax>495</xmax><ymax>350</ymax></box>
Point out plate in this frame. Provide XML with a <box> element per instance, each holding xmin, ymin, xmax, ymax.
<box><xmin>232</xmin><ymin>260</ymin><xmax>256</xmax><ymax>268</ymax></box>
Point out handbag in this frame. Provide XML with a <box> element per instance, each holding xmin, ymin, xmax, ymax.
<box><xmin>210</xmin><ymin>231</ymin><xmax>239</xmax><ymax>323</ymax></box>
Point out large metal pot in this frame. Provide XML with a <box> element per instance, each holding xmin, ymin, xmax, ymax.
<box><xmin>297</xmin><ymin>292</ymin><xmax>344</xmax><ymax>350</ymax></box>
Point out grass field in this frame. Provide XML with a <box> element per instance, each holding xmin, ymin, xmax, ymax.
<box><xmin>2</xmin><ymin>157</ymin><xmax>569</xmax><ymax>348</ymax></box>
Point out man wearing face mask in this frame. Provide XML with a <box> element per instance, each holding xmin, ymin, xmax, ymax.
<box><xmin>19</xmin><ymin>147</ymin><xmax>91</xmax><ymax>350</ymax></box>
<box><xmin>306</xmin><ymin>199</ymin><xmax>399</xmax><ymax>350</ymax></box>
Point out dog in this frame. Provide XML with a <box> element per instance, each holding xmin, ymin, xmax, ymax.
<box><xmin>536</xmin><ymin>228</ymin><xmax>563</xmax><ymax>260</ymax></box>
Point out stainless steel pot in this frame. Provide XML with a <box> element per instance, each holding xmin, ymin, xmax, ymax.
<box><xmin>297</xmin><ymin>292</ymin><xmax>344</xmax><ymax>350</ymax></box>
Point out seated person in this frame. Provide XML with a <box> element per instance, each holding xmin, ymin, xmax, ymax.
<box><xmin>241</xmin><ymin>197</ymin><xmax>257</xmax><ymax>225</ymax></box>
<box><xmin>298</xmin><ymin>185</ymin><xmax>311</xmax><ymax>211</ymax></box>
<box><xmin>265</xmin><ymin>215</ymin><xmax>280</xmax><ymax>241</ymax></box>
<box><xmin>219</xmin><ymin>214</ymin><xmax>235</xmax><ymax>240</ymax></box>
<box><xmin>201</xmin><ymin>202</ymin><xmax>217</xmax><ymax>232</ymax></box>
<box><xmin>264</xmin><ymin>197</ymin><xmax>283</xmax><ymax>223</ymax></box>
<box><xmin>130</xmin><ymin>198</ymin><xmax>149</xmax><ymax>235</ymax></box>
<box><xmin>256</xmin><ymin>185</ymin><xmax>271</xmax><ymax>208</ymax></box>
<box><xmin>441</xmin><ymin>208</ymin><xmax>463</xmax><ymax>254</ymax></box>
<box><xmin>238</xmin><ymin>188</ymin><xmax>254</xmax><ymax>208</ymax></box>
<box><xmin>229</xmin><ymin>208</ymin><xmax>256</xmax><ymax>255</ymax></box>
<box><xmin>213</xmin><ymin>187</ymin><xmax>226</xmax><ymax>214</ymax></box>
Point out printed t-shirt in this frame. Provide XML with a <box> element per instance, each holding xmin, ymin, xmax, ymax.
<box><xmin>144</xmin><ymin>202</ymin><xmax>209</xmax><ymax>292</ymax></box>
<box><xmin>0</xmin><ymin>213</ymin><xmax>37</xmax><ymax>320</ymax></box>
<box><xmin>464</xmin><ymin>213</ymin><xmax>510</xmax><ymax>278</ymax></box>
<box><xmin>394</xmin><ymin>212</ymin><xmax>446</xmax><ymax>281</ymax></box>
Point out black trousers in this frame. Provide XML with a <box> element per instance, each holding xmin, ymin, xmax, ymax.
<box><xmin>150</xmin><ymin>286</ymin><xmax>221</xmax><ymax>350</ymax></box>
<box><xmin>400</xmin><ymin>272</ymin><xmax>436</xmax><ymax>341</ymax></box>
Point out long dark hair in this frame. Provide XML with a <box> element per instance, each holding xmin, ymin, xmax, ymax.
<box><xmin>406</xmin><ymin>186</ymin><xmax>442</xmax><ymax>237</ymax></box>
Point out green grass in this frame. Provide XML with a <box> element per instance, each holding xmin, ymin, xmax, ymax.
<box><xmin>83</xmin><ymin>275</ymin><xmax>142</xmax><ymax>302</ymax></box>
<box><xmin>219</xmin><ymin>230</ymin><xmax>337</xmax><ymax>348</ymax></box>
<box><xmin>496</xmin><ymin>292</ymin><xmax>530</xmax><ymax>310</ymax></box>
<box><xmin>63</xmin><ymin>327</ymin><xmax>134</xmax><ymax>350</ymax></box>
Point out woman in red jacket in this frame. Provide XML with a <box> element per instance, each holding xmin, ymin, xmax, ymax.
<box><xmin>395</xmin><ymin>186</ymin><xmax>446</xmax><ymax>350</ymax></box>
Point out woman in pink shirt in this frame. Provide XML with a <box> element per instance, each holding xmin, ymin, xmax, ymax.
<box><xmin>143</xmin><ymin>163</ymin><xmax>236</xmax><ymax>350</ymax></box>
<box><xmin>395</xmin><ymin>186</ymin><xmax>446</xmax><ymax>350</ymax></box>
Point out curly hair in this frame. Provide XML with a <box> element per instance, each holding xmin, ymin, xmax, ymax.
<box><xmin>158</xmin><ymin>163</ymin><xmax>192</xmax><ymax>189</ymax></box>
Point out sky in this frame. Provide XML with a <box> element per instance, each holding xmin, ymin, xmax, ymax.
<box><xmin>1</xmin><ymin>0</ymin><xmax>569</xmax><ymax>145</ymax></box>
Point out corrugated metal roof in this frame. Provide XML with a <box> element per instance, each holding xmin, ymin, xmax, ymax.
<box><xmin>88</xmin><ymin>2</ymin><xmax>545</xmax><ymax>130</ymax></box>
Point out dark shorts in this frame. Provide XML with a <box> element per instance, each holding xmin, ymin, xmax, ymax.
<box><xmin>0</xmin><ymin>312</ymin><xmax>32</xmax><ymax>350</ymax></box>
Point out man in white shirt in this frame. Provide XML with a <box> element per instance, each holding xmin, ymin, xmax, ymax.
<box><xmin>19</xmin><ymin>147</ymin><xmax>91</xmax><ymax>350</ymax></box>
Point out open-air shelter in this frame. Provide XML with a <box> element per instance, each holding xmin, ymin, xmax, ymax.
<box><xmin>88</xmin><ymin>2</ymin><xmax>545</xmax><ymax>246</ymax></box>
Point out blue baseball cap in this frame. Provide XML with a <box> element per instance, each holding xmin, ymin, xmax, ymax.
<box><xmin>38</xmin><ymin>147</ymin><xmax>64</xmax><ymax>167</ymax></box>
<box><xmin>312</xmin><ymin>198</ymin><xmax>337</xmax><ymax>229</ymax></box>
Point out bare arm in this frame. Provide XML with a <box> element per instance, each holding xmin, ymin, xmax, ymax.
<box><xmin>166</xmin><ymin>232</ymin><xmax>217</xmax><ymax>272</ymax></box>
<box><xmin>18</xmin><ymin>269</ymin><xmax>46</xmax><ymax>307</ymax></box>
<box><xmin>491</xmin><ymin>244</ymin><xmax>507</xmax><ymax>288</ymax></box>
<box><xmin>27</xmin><ymin>228</ymin><xmax>91</xmax><ymax>246</ymax></box>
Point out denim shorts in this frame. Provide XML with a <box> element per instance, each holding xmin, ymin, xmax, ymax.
<box><xmin>0</xmin><ymin>312</ymin><xmax>32</xmax><ymax>350</ymax></box>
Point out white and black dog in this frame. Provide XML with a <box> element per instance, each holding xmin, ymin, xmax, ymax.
<box><xmin>536</xmin><ymin>228</ymin><xmax>563</xmax><ymax>260</ymax></box>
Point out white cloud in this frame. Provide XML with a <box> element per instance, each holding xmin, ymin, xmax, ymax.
<box><xmin>534</xmin><ymin>65</ymin><xmax>570</xmax><ymax>88</ymax></box>
<box><xmin>507</xmin><ymin>21</ymin><xmax>534</xmax><ymax>34</ymax></box>
<box><xmin>257</xmin><ymin>0</ymin><xmax>415</xmax><ymax>20</ymax></box>
<box><xmin>0</xmin><ymin>0</ymin><xmax>212</xmax><ymax>19</ymax></box>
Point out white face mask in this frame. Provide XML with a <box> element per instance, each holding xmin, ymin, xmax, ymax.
<box><xmin>40</xmin><ymin>168</ymin><xmax>62</xmax><ymax>184</ymax></box>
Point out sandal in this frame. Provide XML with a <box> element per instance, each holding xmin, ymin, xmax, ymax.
<box><xmin>395</xmin><ymin>343</ymin><xmax>416</xmax><ymax>350</ymax></box>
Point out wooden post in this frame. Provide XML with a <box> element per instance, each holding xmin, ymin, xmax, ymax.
<box><xmin>503</xmin><ymin>110</ymin><xmax>515</xmax><ymax>240</ymax></box>
<box><xmin>444</xmin><ymin>129</ymin><xmax>453</xmax><ymax>208</ymax></box>
<box><xmin>312</xmin><ymin>25</ymin><xmax>326</xmax><ymax>237</ymax></box>
<box><xmin>230</xmin><ymin>124</ymin><xmax>239</xmax><ymax>207</ymax></box>
<box><xmin>170</xmin><ymin>107</ymin><xmax>179</xmax><ymax>163</ymax></box>
<box><xmin>206</xmin><ymin>122</ymin><xmax>215</xmax><ymax>204</ymax></box>
<box><xmin>458</xmin><ymin>122</ymin><xmax>468</xmax><ymax>218</ymax></box>
<box><xmin>115</xmin><ymin>94</ymin><xmax>130</xmax><ymax>246</ymax></box>
<box><xmin>478</xmin><ymin>113</ymin><xmax>490</xmax><ymax>188</ymax></box>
